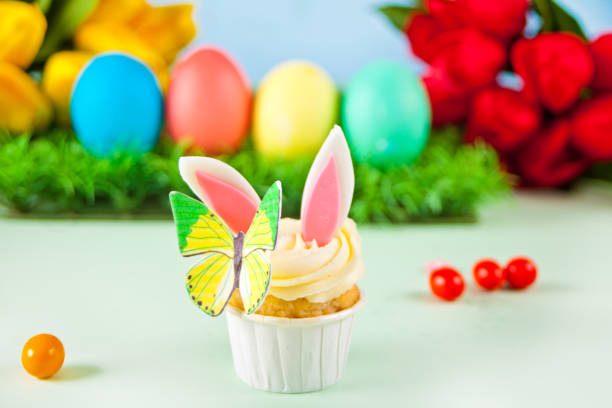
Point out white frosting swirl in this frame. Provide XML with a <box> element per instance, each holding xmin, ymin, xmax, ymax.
<box><xmin>268</xmin><ymin>218</ymin><xmax>365</xmax><ymax>303</ymax></box>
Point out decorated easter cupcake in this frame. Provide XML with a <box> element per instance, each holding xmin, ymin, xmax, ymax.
<box><xmin>229</xmin><ymin>125</ymin><xmax>365</xmax><ymax>320</ymax></box>
<box><xmin>169</xmin><ymin>125</ymin><xmax>365</xmax><ymax>393</ymax></box>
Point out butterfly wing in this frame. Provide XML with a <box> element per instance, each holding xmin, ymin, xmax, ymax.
<box><xmin>169</xmin><ymin>191</ymin><xmax>234</xmax><ymax>257</ymax></box>
<box><xmin>239</xmin><ymin>249</ymin><xmax>271</xmax><ymax>314</ymax></box>
<box><xmin>186</xmin><ymin>252</ymin><xmax>235</xmax><ymax>316</ymax></box>
<box><xmin>239</xmin><ymin>181</ymin><xmax>282</xmax><ymax>314</ymax></box>
<box><xmin>169</xmin><ymin>191</ymin><xmax>237</xmax><ymax>316</ymax></box>
<box><xmin>243</xmin><ymin>181</ymin><xmax>282</xmax><ymax>254</ymax></box>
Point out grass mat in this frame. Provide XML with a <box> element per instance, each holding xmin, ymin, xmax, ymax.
<box><xmin>0</xmin><ymin>128</ymin><xmax>510</xmax><ymax>222</ymax></box>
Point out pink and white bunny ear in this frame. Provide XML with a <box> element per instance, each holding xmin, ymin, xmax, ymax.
<box><xmin>300</xmin><ymin>125</ymin><xmax>355</xmax><ymax>246</ymax></box>
<box><xmin>178</xmin><ymin>157</ymin><xmax>261</xmax><ymax>234</ymax></box>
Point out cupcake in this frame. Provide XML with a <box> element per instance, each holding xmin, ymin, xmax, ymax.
<box><xmin>170</xmin><ymin>125</ymin><xmax>365</xmax><ymax>393</ymax></box>
<box><xmin>226</xmin><ymin>126</ymin><xmax>365</xmax><ymax>392</ymax></box>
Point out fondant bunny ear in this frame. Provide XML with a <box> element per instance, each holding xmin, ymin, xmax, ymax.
<box><xmin>178</xmin><ymin>157</ymin><xmax>261</xmax><ymax>234</ymax></box>
<box><xmin>300</xmin><ymin>125</ymin><xmax>355</xmax><ymax>245</ymax></box>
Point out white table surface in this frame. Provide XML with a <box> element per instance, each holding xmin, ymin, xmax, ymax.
<box><xmin>1</xmin><ymin>188</ymin><xmax>611</xmax><ymax>407</ymax></box>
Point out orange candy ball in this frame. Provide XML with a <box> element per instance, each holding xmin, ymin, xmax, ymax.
<box><xmin>22</xmin><ymin>334</ymin><xmax>65</xmax><ymax>379</ymax></box>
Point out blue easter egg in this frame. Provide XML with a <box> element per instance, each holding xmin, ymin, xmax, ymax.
<box><xmin>341</xmin><ymin>60</ymin><xmax>431</xmax><ymax>169</ymax></box>
<box><xmin>71</xmin><ymin>53</ymin><xmax>163</xmax><ymax>158</ymax></box>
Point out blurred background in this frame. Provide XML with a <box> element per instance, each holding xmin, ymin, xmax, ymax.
<box><xmin>1</xmin><ymin>0</ymin><xmax>611</xmax><ymax>221</ymax></box>
<box><xmin>162</xmin><ymin>0</ymin><xmax>612</xmax><ymax>84</ymax></box>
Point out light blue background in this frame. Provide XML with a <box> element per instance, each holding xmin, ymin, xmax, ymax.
<box><xmin>155</xmin><ymin>0</ymin><xmax>612</xmax><ymax>85</ymax></box>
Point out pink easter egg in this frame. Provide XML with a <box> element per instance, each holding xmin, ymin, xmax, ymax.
<box><xmin>167</xmin><ymin>46</ymin><xmax>251</xmax><ymax>154</ymax></box>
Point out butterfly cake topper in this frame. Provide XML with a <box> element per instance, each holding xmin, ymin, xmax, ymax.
<box><xmin>300</xmin><ymin>125</ymin><xmax>355</xmax><ymax>246</ymax></box>
<box><xmin>169</xmin><ymin>158</ymin><xmax>282</xmax><ymax>317</ymax></box>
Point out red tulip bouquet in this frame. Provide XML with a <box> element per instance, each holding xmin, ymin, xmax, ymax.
<box><xmin>382</xmin><ymin>0</ymin><xmax>612</xmax><ymax>187</ymax></box>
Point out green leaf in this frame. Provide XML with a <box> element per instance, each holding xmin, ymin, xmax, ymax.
<box><xmin>35</xmin><ymin>0</ymin><xmax>98</xmax><ymax>62</ymax></box>
<box><xmin>378</xmin><ymin>5</ymin><xmax>417</xmax><ymax>31</ymax></box>
<box><xmin>532</xmin><ymin>0</ymin><xmax>587</xmax><ymax>39</ymax></box>
<box><xmin>35</xmin><ymin>0</ymin><xmax>54</xmax><ymax>14</ymax></box>
<box><xmin>585</xmin><ymin>162</ymin><xmax>612</xmax><ymax>184</ymax></box>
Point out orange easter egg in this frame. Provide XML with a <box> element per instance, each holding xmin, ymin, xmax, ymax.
<box><xmin>167</xmin><ymin>46</ymin><xmax>251</xmax><ymax>154</ymax></box>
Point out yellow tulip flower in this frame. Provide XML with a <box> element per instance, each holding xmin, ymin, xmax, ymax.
<box><xmin>86</xmin><ymin>0</ymin><xmax>148</xmax><ymax>24</ymax></box>
<box><xmin>129</xmin><ymin>4</ymin><xmax>196</xmax><ymax>64</ymax></box>
<box><xmin>42</xmin><ymin>51</ymin><xmax>93</xmax><ymax>124</ymax></box>
<box><xmin>0</xmin><ymin>62</ymin><xmax>52</xmax><ymax>132</ymax></box>
<box><xmin>0</xmin><ymin>2</ymin><xmax>47</xmax><ymax>68</ymax></box>
<box><xmin>74</xmin><ymin>22</ymin><xmax>169</xmax><ymax>91</ymax></box>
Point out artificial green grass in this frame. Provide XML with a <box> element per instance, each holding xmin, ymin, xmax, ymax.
<box><xmin>0</xmin><ymin>128</ymin><xmax>510</xmax><ymax>222</ymax></box>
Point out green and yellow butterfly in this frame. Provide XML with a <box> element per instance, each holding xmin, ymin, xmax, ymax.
<box><xmin>169</xmin><ymin>181</ymin><xmax>282</xmax><ymax>316</ymax></box>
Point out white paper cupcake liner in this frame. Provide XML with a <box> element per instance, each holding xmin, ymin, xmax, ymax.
<box><xmin>225</xmin><ymin>291</ymin><xmax>365</xmax><ymax>393</ymax></box>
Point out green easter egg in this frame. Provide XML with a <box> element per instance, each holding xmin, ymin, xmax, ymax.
<box><xmin>341</xmin><ymin>60</ymin><xmax>431</xmax><ymax>168</ymax></box>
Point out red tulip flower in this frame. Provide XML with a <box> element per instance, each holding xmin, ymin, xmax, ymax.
<box><xmin>397</xmin><ymin>0</ymin><xmax>610</xmax><ymax>188</ymax></box>
<box><xmin>571</xmin><ymin>95</ymin><xmax>612</xmax><ymax>161</ymax></box>
<box><xmin>426</xmin><ymin>0</ymin><xmax>529</xmax><ymax>42</ymax></box>
<box><xmin>404</xmin><ymin>13</ymin><xmax>444</xmax><ymax>64</ymax></box>
<box><xmin>429</xmin><ymin>28</ymin><xmax>506</xmax><ymax>91</ymax></box>
<box><xmin>589</xmin><ymin>33</ymin><xmax>612</xmax><ymax>93</ymax></box>
<box><xmin>511</xmin><ymin>33</ymin><xmax>594</xmax><ymax>113</ymax></box>
<box><xmin>515</xmin><ymin>119</ymin><xmax>589</xmax><ymax>187</ymax></box>
<box><xmin>466</xmin><ymin>86</ymin><xmax>541</xmax><ymax>154</ymax></box>
<box><xmin>419</xmin><ymin>28</ymin><xmax>506</xmax><ymax>127</ymax></box>
<box><xmin>425</xmin><ymin>0</ymin><xmax>463</xmax><ymax>30</ymax></box>
<box><xmin>422</xmin><ymin>63</ymin><xmax>471</xmax><ymax>126</ymax></box>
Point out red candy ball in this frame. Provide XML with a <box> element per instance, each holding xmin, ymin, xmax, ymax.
<box><xmin>505</xmin><ymin>257</ymin><xmax>537</xmax><ymax>289</ymax></box>
<box><xmin>429</xmin><ymin>267</ymin><xmax>465</xmax><ymax>301</ymax></box>
<box><xmin>473</xmin><ymin>259</ymin><xmax>505</xmax><ymax>290</ymax></box>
